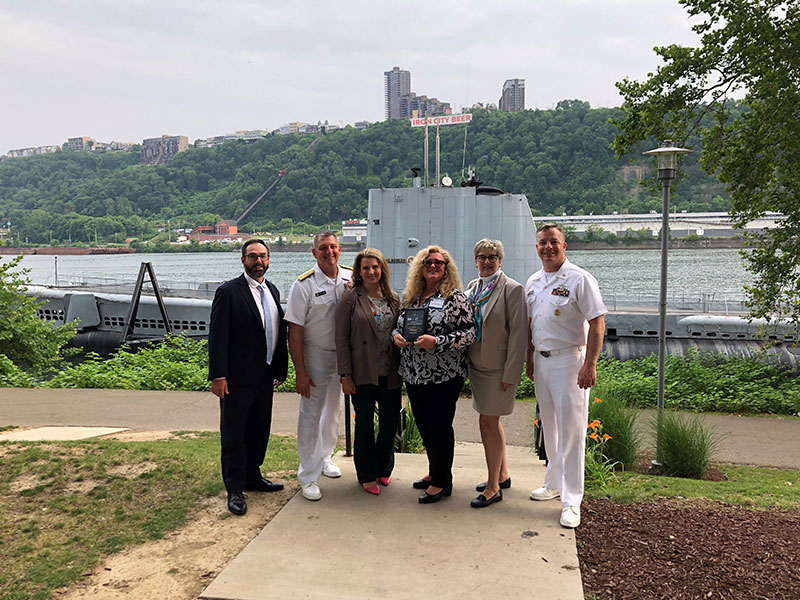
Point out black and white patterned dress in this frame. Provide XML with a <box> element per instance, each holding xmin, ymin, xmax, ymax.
<box><xmin>394</xmin><ymin>290</ymin><xmax>477</xmax><ymax>385</ymax></box>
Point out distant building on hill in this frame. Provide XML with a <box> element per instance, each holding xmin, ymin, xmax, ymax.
<box><xmin>140</xmin><ymin>135</ymin><xmax>189</xmax><ymax>165</ymax></box>
<box><xmin>384</xmin><ymin>66</ymin><xmax>451</xmax><ymax>120</ymax></box>
<box><xmin>499</xmin><ymin>79</ymin><xmax>525</xmax><ymax>112</ymax></box>
<box><xmin>5</xmin><ymin>145</ymin><xmax>61</xmax><ymax>158</ymax></box>
<box><xmin>341</xmin><ymin>219</ymin><xmax>367</xmax><ymax>243</ymax></box>
<box><xmin>68</xmin><ymin>136</ymin><xmax>97</xmax><ymax>151</ymax></box>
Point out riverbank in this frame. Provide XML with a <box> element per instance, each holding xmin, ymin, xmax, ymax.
<box><xmin>0</xmin><ymin>237</ymin><xmax>748</xmax><ymax>255</ymax></box>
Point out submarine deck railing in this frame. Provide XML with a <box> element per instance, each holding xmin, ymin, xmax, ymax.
<box><xmin>36</xmin><ymin>275</ymin><xmax>750</xmax><ymax>315</ymax></box>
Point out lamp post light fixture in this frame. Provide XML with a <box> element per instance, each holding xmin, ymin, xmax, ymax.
<box><xmin>643</xmin><ymin>140</ymin><xmax>691</xmax><ymax>468</ymax></box>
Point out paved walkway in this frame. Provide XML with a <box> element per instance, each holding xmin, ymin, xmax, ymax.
<box><xmin>2</xmin><ymin>388</ymin><xmax>799</xmax><ymax>468</ymax></box>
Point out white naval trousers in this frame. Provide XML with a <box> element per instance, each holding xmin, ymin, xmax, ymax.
<box><xmin>297</xmin><ymin>347</ymin><xmax>342</xmax><ymax>485</ymax></box>
<box><xmin>533</xmin><ymin>348</ymin><xmax>589</xmax><ymax>507</ymax></box>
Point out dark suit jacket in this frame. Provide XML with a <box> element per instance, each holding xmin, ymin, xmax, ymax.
<box><xmin>334</xmin><ymin>285</ymin><xmax>402</xmax><ymax>389</ymax></box>
<box><xmin>208</xmin><ymin>274</ymin><xmax>289</xmax><ymax>385</ymax></box>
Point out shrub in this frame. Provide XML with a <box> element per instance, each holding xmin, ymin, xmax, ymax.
<box><xmin>0</xmin><ymin>353</ymin><xmax>35</xmax><ymax>387</ymax></box>
<box><xmin>0</xmin><ymin>255</ymin><xmax>76</xmax><ymax>376</ymax></box>
<box><xmin>652</xmin><ymin>411</ymin><xmax>720</xmax><ymax>479</ymax></box>
<box><xmin>395</xmin><ymin>401</ymin><xmax>423</xmax><ymax>454</ymax></box>
<box><xmin>46</xmin><ymin>335</ymin><xmax>210</xmax><ymax>391</ymax></box>
<box><xmin>584</xmin><ymin>418</ymin><xmax>618</xmax><ymax>489</ymax></box>
<box><xmin>588</xmin><ymin>396</ymin><xmax>640</xmax><ymax>470</ymax></box>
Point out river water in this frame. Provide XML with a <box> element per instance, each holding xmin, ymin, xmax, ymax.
<box><xmin>10</xmin><ymin>248</ymin><xmax>752</xmax><ymax>304</ymax></box>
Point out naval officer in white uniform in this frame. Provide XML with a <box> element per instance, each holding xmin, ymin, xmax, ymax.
<box><xmin>286</xmin><ymin>231</ymin><xmax>352</xmax><ymax>501</ymax></box>
<box><xmin>525</xmin><ymin>223</ymin><xmax>606</xmax><ymax>528</ymax></box>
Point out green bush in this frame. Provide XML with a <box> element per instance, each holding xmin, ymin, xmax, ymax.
<box><xmin>46</xmin><ymin>335</ymin><xmax>210</xmax><ymax>391</ymax></box>
<box><xmin>0</xmin><ymin>353</ymin><xmax>35</xmax><ymax>387</ymax></box>
<box><xmin>0</xmin><ymin>255</ymin><xmax>76</xmax><ymax>376</ymax></box>
<box><xmin>594</xmin><ymin>349</ymin><xmax>800</xmax><ymax>415</ymax></box>
<box><xmin>395</xmin><ymin>401</ymin><xmax>423</xmax><ymax>454</ymax></box>
<box><xmin>653</xmin><ymin>411</ymin><xmax>720</xmax><ymax>479</ymax></box>
<box><xmin>588</xmin><ymin>395</ymin><xmax>640</xmax><ymax>470</ymax></box>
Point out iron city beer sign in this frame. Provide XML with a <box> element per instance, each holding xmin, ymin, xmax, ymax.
<box><xmin>409</xmin><ymin>114</ymin><xmax>473</xmax><ymax>127</ymax></box>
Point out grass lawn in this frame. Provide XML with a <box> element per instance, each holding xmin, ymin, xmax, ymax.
<box><xmin>0</xmin><ymin>433</ymin><xmax>297</xmax><ymax>600</ymax></box>
<box><xmin>588</xmin><ymin>463</ymin><xmax>800</xmax><ymax>509</ymax></box>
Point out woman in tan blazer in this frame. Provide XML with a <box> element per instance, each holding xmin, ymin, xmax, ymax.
<box><xmin>465</xmin><ymin>239</ymin><xmax>528</xmax><ymax>508</ymax></box>
<box><xmin>335</xmin><ymin>248</ymin><xmax>402</xmax><ymax>495</ymax></box>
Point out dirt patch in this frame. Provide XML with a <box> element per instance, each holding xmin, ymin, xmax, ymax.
<box><xmin>8</xmin><ymin>473</ymin><xmax>43</xmax><ymax>493</ymax></box>
<box><xmin>106</xmin><ymin>461</ymin><xmax>159</xmax><ymax>478</ymax></box>
<box><xmin>577</xmin><ymin>497</ymin><xmax>800</xmax><ymax>599</ymax></box>
<box><xmin>101</xmin><ymin>430</ymin><xmax>179</xmax><ymax>442</ymax></box>
<box><xmin>54</xmin><ymin>484</ymin><xmax>298</xmax><ymax>600</ymax></box>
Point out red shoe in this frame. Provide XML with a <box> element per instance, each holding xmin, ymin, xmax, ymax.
<box><xmin>362</xmin><ymin>482</ymin><xmax>380</xmax><ymax>495</ymax></box>
<box><xmin>378</xmin><ymin>476</ymin><xmax>391</xmax><ymax>486</ymax></box>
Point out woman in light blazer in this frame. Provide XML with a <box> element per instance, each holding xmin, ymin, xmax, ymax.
<box><xmin>335</xmin><ymin>248</ymin><xmax>402</xmax><ymax>495</ymax></box>
<box><xmin>465</xmin><ymin>239</ymin><xmax>528</xmax><ymax>508</ymax></box>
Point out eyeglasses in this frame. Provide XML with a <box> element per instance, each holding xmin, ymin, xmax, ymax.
<box><xmin>423</xmin><ymin>259</ymin><xmax>447</xmax><ymax>268</ymax></box>
<box><xmin>245</xmin><ymin>253</ymin><xmax>269</xmax><ymax>261</ymax></box>
<box><xmin>476</xmin><ymin>255</ymin><xmax>499</xmax><ymax>263</ymax></box>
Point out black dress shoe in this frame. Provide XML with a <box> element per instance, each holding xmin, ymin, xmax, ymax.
<box><xmin>418</xmin><ymin>485</ymin><xmax>453</xmax><ymax>504</ymax></box>
<box><xmin>475</xmin><ymin>477</ymin><xmax>511</xmax><ymax>492</ymax></box>
<box><xmin>412</xmin><ymin>478</ymin><xmax>432</xmax><ymax>490</ymax></box>
<box><xmin>243</xmin><ymin>478</ymin><xmax>284</xmax><ymax>492</ymax></box>
<box><xmin>470</xmin><ymin>489</ymin><xmax>503</xmax><ymax>508</ymax></box>
<box><xmin>227</xmin><ymin>491</ymin><xmax>247</xmax><ymax>515</ymax></box>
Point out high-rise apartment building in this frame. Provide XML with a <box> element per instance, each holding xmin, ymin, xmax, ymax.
<box><xmin>499</xmin><ymin>79</ymin><xmax>525</xmax><ymax>112</ymax></box>
<box><xmin>384</xmin><ymin>66</ymin><xmax>411</xmax><ymax>120</ymax></box>
<box><xmin>67</xmin><ymin>136</ymin><xmax>97</xmax><ymax>151</ymax></box>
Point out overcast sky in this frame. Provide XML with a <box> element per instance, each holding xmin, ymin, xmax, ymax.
<box><xmin>0</xmin><ymin>0</ymin><xmax>702</xmax><ymax>152</ymax></box>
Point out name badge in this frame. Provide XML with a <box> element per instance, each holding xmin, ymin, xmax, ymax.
<box><xmin>429</xmin><ymin>297</ymin><xmax>445</xmax><ymax>309</ymax></box>
<box><xmin>315</xmin><ymin>291</ymin><xmax>327</xmax><ymax>297</ymax></box>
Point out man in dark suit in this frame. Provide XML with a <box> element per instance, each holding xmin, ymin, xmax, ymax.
<box><xmin>209</xmin><ymin>239</ymin><xmax>289</xmax><ymax>515</ymax></box>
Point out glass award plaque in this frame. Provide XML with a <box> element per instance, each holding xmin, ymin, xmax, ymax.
<box><xmin>402</xmin><ymin>307</ymin><xmax>428</xmax><ymax>342</ymax></box>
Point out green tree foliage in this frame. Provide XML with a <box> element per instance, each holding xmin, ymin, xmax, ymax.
<box><xmin>611</xmin><ymin>0</ymin><xmax>800</xmax><ymax>326</ymax></box>
<box><xmin>0</xmin><ymin>104</ymin><xmax>734</xmax><ymax>244</ymax></box>
<box><xmin>0</xmin><ymin>256</ymin><xmax>75</xmax><ymax>375</ymax></box>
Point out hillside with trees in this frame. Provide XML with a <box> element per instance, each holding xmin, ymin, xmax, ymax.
<box><xmin>0</xmin><ymin>101</ymin><xmax>733</xmax><ymax>245</ymax></box>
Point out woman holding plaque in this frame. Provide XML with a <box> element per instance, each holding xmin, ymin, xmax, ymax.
<box><xmin>335</xmin><ymin>248</ymin><xmax>402</xmax><ymax>496</ymax></box>
<box><xmin>465</xmin><ymin>239</ymin><xmax>527</xmax><ymax>508</ymax></box>
<box><xmin>392</xmin><ymin>246</ymin><xmax>476</xmax><ymax>504</ymax></box>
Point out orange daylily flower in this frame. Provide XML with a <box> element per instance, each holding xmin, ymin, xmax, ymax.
<box><xmin>532</xmin><ymin>419</ymin><xmax>540</xmax><ymax>426</ymax></box>
<box><xmin>587</xmin><ymin>419</ymin><xmax>601</xmax><ymax>429</ymax></box>
<box><xmin>603</xmin><ymin>433</ymin><xmax>612</xmax><ymax>441</ymax></box>
<box><xmin>594</xmin><ymin>397</ymin><xmax>603</xmax><ymax>403</ymax></box>
<box><xmin>588</xmin><ymin>432</ymin><xmax>600</xmax><ymax>441</ymax></box>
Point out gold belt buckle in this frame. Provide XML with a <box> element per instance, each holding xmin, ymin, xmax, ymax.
<box><xmin>539</xmin><ymin>351</ymin><xmax>551</xmax><ymax>358</ymax></box>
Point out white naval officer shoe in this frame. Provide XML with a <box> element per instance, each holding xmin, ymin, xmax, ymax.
<box><xmin>529</xmin><ymin>486</ymin><xmax>560</xmax><ymax>501</ymax></box>
<box><xmin>322</xmin><ymin>462</ymin><xmax>342</xmax><ymax>478</ymax></box>
<box><xmin>301</xmin><ymin>481</ymin><xmax>322</xmax><ymax>501</ymax></box>
<box><xmin>560</xmin><ymin>506</ymin><xmax>581</xmax><ymax>528</ymax></box>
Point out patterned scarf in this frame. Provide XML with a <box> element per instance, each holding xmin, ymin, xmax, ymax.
<box><xmin>468</xmin><ymin>272</ymin><xmax>500</xmax><ymax>341</ymax></box>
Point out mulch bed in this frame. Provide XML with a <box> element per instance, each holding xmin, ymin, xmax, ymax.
<box><xmin>576</xmin><ymin>497</ymin><xmax>800</xmax><ymax>599</ymax></box>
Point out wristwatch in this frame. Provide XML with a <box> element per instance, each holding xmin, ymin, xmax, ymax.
<box><xmin>339</xmin><ymin>374</ymin><xmax>351</xmax><ymax>381</ymax></box>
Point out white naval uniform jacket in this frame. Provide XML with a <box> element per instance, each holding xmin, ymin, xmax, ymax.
<box><xmin>525</xmin><ymin>258</ymin><xmax>607</xmax><ymax>352</ymax></box>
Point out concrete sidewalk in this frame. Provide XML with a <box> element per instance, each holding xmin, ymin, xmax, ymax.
<box><xmin>2</xmin><ymin>388</ymin><xmax>799</xmax><ymax>468</ymax></box>
<box><xmin>199</xmin><ymin>444</ymin><xmax>583</xmax><ymax>600</ymax></box>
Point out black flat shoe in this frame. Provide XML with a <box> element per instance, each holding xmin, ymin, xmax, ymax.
<box><xmin>470</xmin><ymin>489</ymin><xmax>503</xmax><ymax>508</ymax></box>
<box><xmin>412</xmin><ymin>478</ymin><xmax>432</xmax><ymax>490</ymax></box>
<box><xmin>243</xmin><ymin>478</ymin><xmax>284</xmax><ymax>492</ymax></box>
<box><xmin>418</xmin><ymin>485</ymin><xmax>453</xmax><ymax>504</ymax></box>
<box><xmin>227</xmin><ymin>491</ymin><xmax>247</xmax><ymax>515</ymax></box>
<box><xmin>475</xmin><ymin>477</ymin><xmax>511</xmax><ymax>492</ymax></box>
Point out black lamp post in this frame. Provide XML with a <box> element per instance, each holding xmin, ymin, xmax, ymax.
<box><xmin>643</xmin><ymin>140</ymin><xmax>691</xmax><ymax>466</ymax></box>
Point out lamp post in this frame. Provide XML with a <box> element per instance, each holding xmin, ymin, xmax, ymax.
<box><xmin>643</xmin><ymin>140</ymin><xmax>691</xmax><ymax>467</ymax></box>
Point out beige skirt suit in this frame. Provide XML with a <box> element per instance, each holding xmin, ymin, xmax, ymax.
<box><xmin>466</xmin><ymin>272</ymin><xmax>528</xmax><ymax>416</ymax></box>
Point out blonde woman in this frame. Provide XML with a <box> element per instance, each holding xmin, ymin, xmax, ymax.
<box><xmin>392</xmin><ymin>246</ymin><xmax>476</xmax><ymax>504</ymax></box>
<box><xmin>465</xmin><ymin>239</ymin><xmax>527</xmax><ymax>508</ymax></box>
<box><xmin>335</xmin><ymin>249</ymin><xmax>401</xmax><ymax>496</ymax></box>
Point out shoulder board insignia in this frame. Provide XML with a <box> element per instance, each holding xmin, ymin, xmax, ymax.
<box><xmin>339</xmin><ymin>264</ymin><xmax>353</xmax><ymax>270</ymax></box>
<box><xmin>297</xmin><ymin>268</ymin><xmax>315</xmax><ymax>281</ymax></box>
